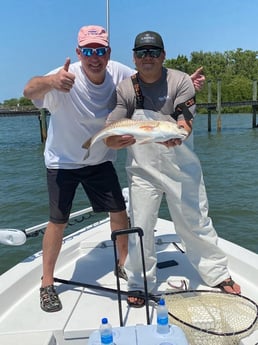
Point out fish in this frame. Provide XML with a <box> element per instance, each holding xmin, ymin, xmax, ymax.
<box><xmin>82</xmin><ymin>118</ymin><xmax>188</xmax><ymax>157</ymax></box>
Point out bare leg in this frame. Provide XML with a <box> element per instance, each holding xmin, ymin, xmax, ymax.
<box><xmin>41</xmin><ymin>221</ymin><xmax>67</xmax><ymax>288</ymax></box>
<box><xmin>110</xmin><ymin>210</ymin><xmax>128</xmax><ymax>266</ymax></box>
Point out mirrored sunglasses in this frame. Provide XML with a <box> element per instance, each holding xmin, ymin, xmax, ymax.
<box><xmin>135</xmin><ymin>48</ymin><xmax>162</xmax><ymax>59</ymax></box>
<box><xmin>79</xmin><ymin>47</ymin><xmax>109</xmax><ymax>57</ymax></box>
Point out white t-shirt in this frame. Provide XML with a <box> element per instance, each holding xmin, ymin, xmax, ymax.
<box><xmin>35</xmin><ymin>60</ymin><xmax>134</xmax><ymax>169</ymax></box>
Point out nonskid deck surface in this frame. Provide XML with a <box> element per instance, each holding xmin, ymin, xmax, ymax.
<box><xmin>0</xmin><ymin>217</ymin><xmax>257</xmax><ymax>344</ymax></box>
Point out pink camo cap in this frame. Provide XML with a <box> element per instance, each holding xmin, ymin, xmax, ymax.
<box><xmin>78</xmin><ymin>25</ymin><xmax>109</xmax><ymax>47</ymax></box>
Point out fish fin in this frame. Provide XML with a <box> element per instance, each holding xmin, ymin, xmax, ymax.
<box><xmin>82</xmin><ymin>138</ymin><xmax>92</xmax><ymax>149</ymax></box>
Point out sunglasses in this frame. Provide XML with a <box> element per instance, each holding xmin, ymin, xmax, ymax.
<box><xmin>79</xmin><ymin>47</ymin><xmax>109</xmax><ymax>57</ymax></box>
<box><xmin>135</xmin><ymin>48</ymin><xmax>162</xmax><ymax>59</ymax></box>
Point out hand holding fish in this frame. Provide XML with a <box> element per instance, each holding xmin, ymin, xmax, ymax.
<box><xmin>105</xmin><ymin>135</ymin><xmax>136</xmax><ymax>149</ymax></box>
<box><xmin>177</xmin><ymin>119</ymin><xmax>193</xmax><ymax>135</ymax></box>
<box><xmin>160</xmin><ymin>138</ymin><xmax>183</xmax><ymax>148</ymax></box>
<box><xmin>159</xmin><ymin>119</ymin><xmax>192</xmax><ymax>148</ymax></box>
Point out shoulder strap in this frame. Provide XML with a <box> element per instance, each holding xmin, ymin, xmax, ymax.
<box><xmin>171</xmin><ymin>97</ymin><xmax>196</xmax><ymax>121</ymax></box>
<box><xmin>131</xmin><ymin>73</ymin><xmax>195</xmax><ymax>120</ymax></box>
<box><xmin>131</xmin><ymin>73</ymin><xmax>144</xmax><ymax>109</ymax></box>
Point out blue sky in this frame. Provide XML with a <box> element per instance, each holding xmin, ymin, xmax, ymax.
<box><xmin>0</xmin><ymin>0</ymin><xmax>257</xmax><ymax>103</ymax></box>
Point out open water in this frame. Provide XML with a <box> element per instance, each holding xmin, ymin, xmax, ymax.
<box><xmin>0</xmin><ymin>113</ymin><xmax>258</xmax><ymax>275</ymax></box>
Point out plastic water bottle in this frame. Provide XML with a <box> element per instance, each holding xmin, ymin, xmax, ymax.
<box><xmin>156</xmin><ymin>298</ymin><xmax>170</xmax><ymax>334</ymax></box>
<box><xmin>100</xmin><ymin>317</ymin><xmax>114</xmax><ymax>345</ymax></box>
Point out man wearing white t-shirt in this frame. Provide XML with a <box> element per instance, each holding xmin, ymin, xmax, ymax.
<box><xmin>24</xmin><ymin>25</ymin><xmax>133</xmax><ymax>312</ymax></box>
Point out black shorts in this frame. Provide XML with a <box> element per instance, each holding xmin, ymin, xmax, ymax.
<box><xmin>47</xmin><ymin>161</ymin><xmax>126</xmax><ymax>224</ymax></box>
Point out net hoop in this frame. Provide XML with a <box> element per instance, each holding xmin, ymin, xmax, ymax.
<box><xmin>164</xmin><ymin>289</ymin><xmax>258</xmax><ymax>336</ymax></box>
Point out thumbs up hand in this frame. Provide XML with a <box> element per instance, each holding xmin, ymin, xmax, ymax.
<box><xmin>63</xmin><ymin>57</ymin><xmax>71</xmax><ymax>72</ymax></box>
<box><xmin>52</xmin><ymin>57</ymin><xmax>75</xmax><ymax>92</ymax></box>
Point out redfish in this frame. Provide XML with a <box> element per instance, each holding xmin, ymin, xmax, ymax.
<box><xmin>82</xmin><ymin>119</ymin><xmax>188</xmax><ymax>157</ymax></box>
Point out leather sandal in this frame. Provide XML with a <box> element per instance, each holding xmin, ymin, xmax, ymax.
<box><xmin>127</xmin><ymin>290</ymin><xmax>145</xmax><ymax>308</ymax></box>
<box><xmin>215</xmin><ymin>277</ymin><xmax>240</xmax><ymax>294</ymax></box>
<box><xmin>40</xmin><ymin>285</ymin><xmax>62</xmax><ymax>312</ymax></box>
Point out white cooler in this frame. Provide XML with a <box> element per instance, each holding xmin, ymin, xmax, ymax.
<box><xmin>88</xmin><ymin>324</ymin><xmax>189</xmax><ymax>345</ymax></box>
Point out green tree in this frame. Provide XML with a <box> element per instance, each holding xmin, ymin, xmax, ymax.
<box><xmin>164</xmin><ymin>49</ymin><xmax>258</xmax><ymax>112</ymax></box>
<box><xmin>2</xmin><ymin>97</ymin><xmax>34</xmax><ymax>108</ymax></box>
<box><xmin>164</xmin><ymin>55</ymin><xmax>190</xmax><ymax>73</ymax></box>
<box><xmin>19</xmin><ymin>97</ymin><xmax>34</xmax><ymax>106</ymax></box>
<box><xmin>3</xmin><ymin>98</ymin><xmax>19</xmax><ymax>107</ymax></box>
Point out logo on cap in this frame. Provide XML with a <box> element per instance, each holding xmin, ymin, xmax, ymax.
<box><xmin>133</xmin><ymin>31</ymin><xmax>164</xmax><ymax>50</ymax></box>
<box><xmin>78</xmin><ymin>25</ymin><xmax>109</xmax><ymax>47</ymax></box>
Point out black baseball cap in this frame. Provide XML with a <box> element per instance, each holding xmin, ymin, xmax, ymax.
<box><xmin>133</xmin><ymin>31</ymin><xmax>164</xmax><ymax>51</ymax></box>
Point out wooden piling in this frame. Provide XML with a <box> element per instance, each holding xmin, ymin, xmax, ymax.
<box><xmin>216</xmin><ymin>79</ymin><xmax>222</xmax><ymax>131</ymax></box>
<box><xmin>207</xmin><ymin>80</ymin><xmax>212</xmax><ymax>132</ymax></box>
<box><xmin>252</xmin><ymin>80</ymin><xmax>257</xmax><ymax>128</ymax></box>
<box><xmin>38</xmin><ymin>108</ymin><xmax>47</xmax><ymax>143</ymax></box>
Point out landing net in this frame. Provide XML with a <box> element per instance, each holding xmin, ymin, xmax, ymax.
<box><xmin>164</xmin><ymin>290</ymin><xmax>258</xmax><ymax>345</ymax></box>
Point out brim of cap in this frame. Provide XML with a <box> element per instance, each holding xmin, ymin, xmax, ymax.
<box><xmin>133</xmin><ymin>44</ymin><xmax>163</xmax><ymax>51</ymax></box>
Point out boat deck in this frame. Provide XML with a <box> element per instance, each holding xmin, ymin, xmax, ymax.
<box><xmin>0</xmin><ymin>217</ymin><xmax>257</xmax><ymax>344</ymax></box>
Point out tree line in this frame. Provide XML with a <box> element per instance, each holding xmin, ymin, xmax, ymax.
<box><xmin>165</xmin><ymin>48</ymin><xmax>258</xmax><ymax>113</ymax></box>
<box><xmin>0</xmin><ymin>96</ymin><xmax>33</xmax><ymax>108</ymax></box>
<box><xmin>1</xmin><ymin>49</ymin><xmax>258</xmax><ymax>113</ymax></box>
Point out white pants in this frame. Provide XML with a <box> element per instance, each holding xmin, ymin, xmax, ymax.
<box><xmin>125</xmin><ymin>110</ymin><xmax>230</xmax><ymax>292</ymax></box>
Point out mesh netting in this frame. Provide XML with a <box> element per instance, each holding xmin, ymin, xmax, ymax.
<box><xmin>165</xmin><ymin>290</ymin><xmax>258</xmax><ymax>345</ymax></box>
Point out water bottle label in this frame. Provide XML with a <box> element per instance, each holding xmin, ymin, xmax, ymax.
<box><xmin>101</xmin><ymin>333</ymin><xmax>113</xmax><ymax>344</ymax></box>
<box><xmin>157</xmin><ymin>316</ymin><xmax>168</xmax><ymax>325</ymax></box>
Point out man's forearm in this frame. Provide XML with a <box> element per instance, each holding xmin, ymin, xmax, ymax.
<box><xmin>23</xmin><ymin>75</ymin><xmax>54</xmax><ymax>100</ymax></box>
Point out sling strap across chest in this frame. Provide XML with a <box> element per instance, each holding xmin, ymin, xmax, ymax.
<box><xmin>131</xmin><ymin>73</ymin><xmax>195</xmax><ymax>121</ymax></box>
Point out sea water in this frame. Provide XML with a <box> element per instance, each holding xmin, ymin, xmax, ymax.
<box><xmin>0</xmin><ymin>113</ymin><xmax>258</xmax><ymax>275</ymax></box>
